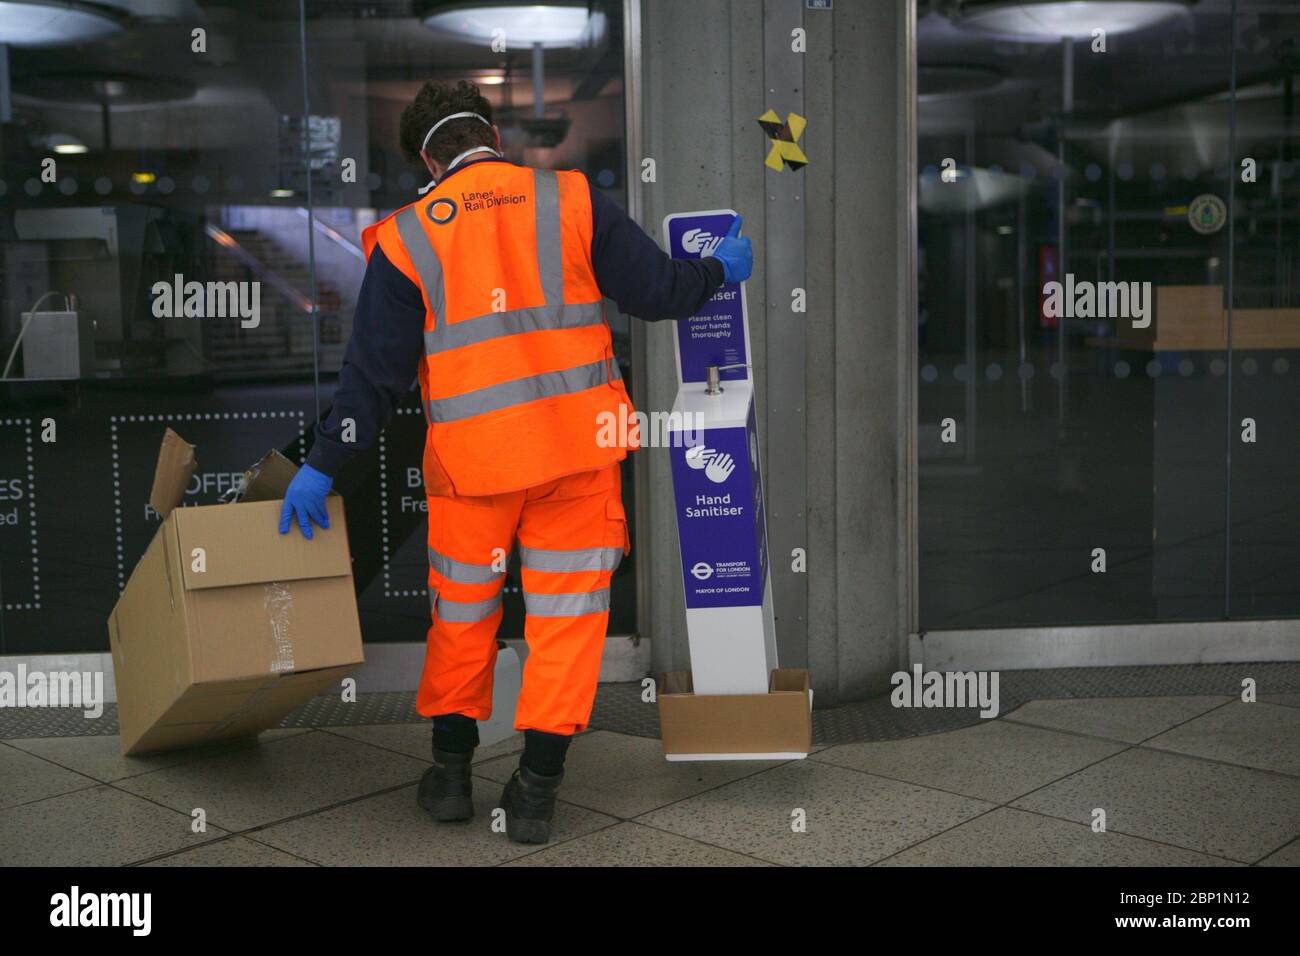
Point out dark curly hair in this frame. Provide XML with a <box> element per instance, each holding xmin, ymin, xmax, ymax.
<box><xmin>399</xmin><ymin>80</ymin><xmax>495</xmax><ymax>167</ymax></box>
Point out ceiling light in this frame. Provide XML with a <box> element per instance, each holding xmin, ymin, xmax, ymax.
<box><xmin>46</xmin><ymin>132</ymin><xmax>88</xmax><ymax>154</ymax></box>
<box><xmin>270</xmin><ymin>188</ymin><xmax>295</xmax><ymax>198</ymax></box>
<box><xmin>477</xmin><ymin>74</ymin><xmax>507</xmax><ymax>85</ymax></box>
<box><xmin>0</xmin><ymin>1</ymin><xmax>127</xmax><ymax>47</ymax></box>
<box><xmin>421</xmin><ymin>3</ymin><xmax>607</xmax><ymax>49</ymax></box>
<box><xmin>956</xmin><ymin>1</ymin><xmax>1190</xmax><ymax>41</ymax></box>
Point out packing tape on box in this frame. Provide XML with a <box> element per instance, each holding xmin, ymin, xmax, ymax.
<box><xmin>264</xmin><ymin>582</ymin><xmax>296</xmax><ymax>674</ymax></box>
<box><xmin>192</xmin><ymin>583</ymin><xmax>297</xmax><ymax>744</ymax></box>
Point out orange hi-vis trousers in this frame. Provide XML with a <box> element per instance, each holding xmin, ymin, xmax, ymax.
<box><xmin>416</xmin><ymin>462</ymin><xmax>629</xmax><ymax>736</ymax></box>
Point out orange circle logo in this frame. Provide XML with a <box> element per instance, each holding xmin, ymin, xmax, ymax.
<box><xmin>427</xmin><ymin>198</ymin><xmax>457</xmax><ymax>225</ymax></box>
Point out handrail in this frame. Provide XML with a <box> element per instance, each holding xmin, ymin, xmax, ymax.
<box><xmin>204</xmin><ymin>223</ymin><xmax>315</xmax><ymax>314</ymax></box>
<box><xmin>296</xmin><ymin>207</ymin><xmax>366</xmax><ymax>262</ymax></box>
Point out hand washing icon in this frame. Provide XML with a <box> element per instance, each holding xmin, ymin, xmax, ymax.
<box><xmin>681</xmin><ymin>227</ymin><xmax>722</xmax><ymax>257</ymax></box>
<box><xmin>685</xmin><ymin>445</ymin><xmax>736</xmax><ymax>484</ymax></box>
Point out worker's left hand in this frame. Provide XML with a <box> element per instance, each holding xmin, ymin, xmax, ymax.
<box><xmin>708</xmin><ymin>215</ymin><xmax>753</xmax><ymax>284</ymax></box>
<box><xmin>279</xmin><ymin>463</ymin><xmax>333</xmax><ymax>539</ymax></box>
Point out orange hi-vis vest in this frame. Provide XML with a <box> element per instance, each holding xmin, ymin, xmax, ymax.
<box><xmin>362</xmin><ymin>162</ymin><xmax>637</xmax><ymax>497</ymax></box>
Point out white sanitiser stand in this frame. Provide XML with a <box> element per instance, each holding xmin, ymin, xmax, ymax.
<box><xmin>663</xmin><ymin>210</ymin><xmax>778</xmax><ymax>696</ymax></box>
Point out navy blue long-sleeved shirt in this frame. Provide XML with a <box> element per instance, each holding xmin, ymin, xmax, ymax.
<box><xmin>306</xmin><ymin>156</ymin><xmax>725</xmax><ymax>477</ymax></box>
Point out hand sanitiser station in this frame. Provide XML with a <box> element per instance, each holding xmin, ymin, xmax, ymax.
<box><xmin>656</xmin><ymin>210</ymin><xmax>809</xmax><ymax>761</ymax></box>
<box><xmin>664</xmin><ymin>209</ymin><xmax>778</xmax><ymax>695</ymax></box>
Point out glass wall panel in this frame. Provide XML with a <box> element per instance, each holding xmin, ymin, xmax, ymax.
<box><xmin>301</xmin><ymin>0</ymin><xmax>633</xmax><ymax>644</ymax></box>
<box><xmin>0</xmin><ymin>1</ymin><xmax>634</xmax><ymax>656</ymax></box>
<box><xmin>1225</xmin><ymin>5</ymin><xmax>1300</xmax><ymax>619</ymax></box>
<box><xmin>916</xmin><ymin>2</ymin><xmax>1248</xmax><ymax>629</ymax></box>
<box><xmin>0</xmin><ymin>3</ymin><xmax>315</xmax><ymax>653</ymax></box>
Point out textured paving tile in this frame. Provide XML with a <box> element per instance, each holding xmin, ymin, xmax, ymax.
<box><xmin>114</xmin><ymin>731</ymin><xmax>428</xmax><ymax>831</ymax></box>
<box><xmin>504</xmin><ymin>821</ymin><xmax>771</xmax><ymax>866</ymax></box>
<box><xmin>250</xmin><ymin>782</ymin><xmax>616</xmax><ymax>866</ymax></box>
<box><xmin>1256</xmin><ymin>839</ymin><xmax>1300</xmax><ymax>866</ymax></box>
<box><xmin>636</xmin><ymin>760</ymin><xmax>994</xmax><ymax>867</ymax></box>
<box><xmin>1002</xmin><ymin>696</ymin><xmax>1229</xmax><ymax>743</ymax></box>
<box><xmin>4</xmin><ymin>730</ymin><xmax>309</xmax><ymax>784</ymax></box>
<box><xmin>1260</xmin><ymin>693</ymin><xmax>1300</xmax><ymax>709</ymax></box>
<box><xmin>0</xmin><ymin>742</ymin><xmax>98</xmax><ymax>809</ymax></box>
<box><xmin>0</xmin><ymin>785</ymin><xmax>226</xmax><ymax>866</ymax></box>
<box><xmin>142</xmin><ymin>836</ymin><xmax>317</xmax><ymax>867</ymax></box>
<box><xmin>878</xmin><ymin>807</ymin><xmax>1236</xmax><ymax>866</ymax></box>
<box><xmin>322</xmin><ymin>724</ymin><xmax>524</xmax><ymax>765</ymax></box>
<box><xmin>1012</xmin><ymin>747</ymin><xmax>1300</xmax><ymax>863</ymax></box>
<box><xmin>812</xmin><ymin>720</ymin><xmax>1126</xmax><ymax>804</ymax></box>
<box><xmin>473</xmin><ymin>730</ymin><xmax>785</xmax><ymax>819</ymax></box>
<box><xmin>1143</xmin><ymin>702</ymin><xmax>1300</xmax><ymax>776</ymax></box>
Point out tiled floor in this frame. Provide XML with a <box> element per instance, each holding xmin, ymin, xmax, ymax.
<box><xmin>2</xmin><ymin>695</ymin><xmax>1296</xmax><ymax>866</ymax></box>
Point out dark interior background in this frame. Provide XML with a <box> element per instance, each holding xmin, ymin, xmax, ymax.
<box><xmin>0</xmin><ymin>0</ymin><xmax>633</xmax><ymax>654</ymax></box>
<box><xmin>917</xmin><ymin>0</ymin><xmax>1300</xmax><ymax>629</ymax></box>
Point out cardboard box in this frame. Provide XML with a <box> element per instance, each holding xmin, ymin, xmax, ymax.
<box><xmin>657</xmin><ymin>668</ymin><xmax>812</xmax><ymax>760</ymax></box>
<box><xmin>108</xmin><ymin>429</ymin><xmax>365</xmax><ymax>756</ymax></box>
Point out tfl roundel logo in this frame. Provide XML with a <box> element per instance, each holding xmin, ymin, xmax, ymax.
<box><xmin>427</xmin><ymin>198</ymin><xmax>457</xmax><ymax>225</ymax></box>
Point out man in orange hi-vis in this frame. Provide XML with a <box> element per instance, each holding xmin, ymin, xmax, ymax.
<box><xmin>279</xmin><ymin>81</ymin><xmax>751</xmax><ymax>844</ymax></box>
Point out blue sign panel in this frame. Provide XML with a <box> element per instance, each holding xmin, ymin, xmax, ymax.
<box><xmin>665</xmin><ymin>211</ymin><xmax>748</xmax><ymax>384</ymax></box>
<box><xmin>669</xmin><ymin>420</ymin><xmax>767</xmax><ymax>609</ymax></box>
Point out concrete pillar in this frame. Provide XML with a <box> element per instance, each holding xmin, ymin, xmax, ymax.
<box><xmin>632</xmin><ymin>0</ymin><xmax>915</xmax><ymax>705</ymax></box>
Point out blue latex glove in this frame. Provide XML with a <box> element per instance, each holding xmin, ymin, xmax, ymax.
<box><xmin>278</xmin><ymin>463</ymin><xmax>333</xmax><ymax>540</ymax></box>
<box><xmin>707</xmin><ymin>215</ymin><xmax>753</xmax><ymax>284</ymax></box>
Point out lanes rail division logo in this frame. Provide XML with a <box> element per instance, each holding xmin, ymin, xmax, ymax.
<box><xmin>427</xmin><ymin>197</ymin><xmax>457</xmax><ymax>225</ymax></box>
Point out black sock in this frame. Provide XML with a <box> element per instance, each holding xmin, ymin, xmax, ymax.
<box><xmin>432</xmin><ymin>713</ymin><xmax>479</xmax><ymax>755</ymax></box>
<box><xmin>521</xmin><ymin>729</ymin><xmax>572</xmax><ymax>777</ymax></box>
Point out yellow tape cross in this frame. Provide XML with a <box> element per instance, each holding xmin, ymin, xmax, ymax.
<box><xmin>757</xmin><ymin>109</ymin><xmax>808</xmax><ymax>171</ymax></box>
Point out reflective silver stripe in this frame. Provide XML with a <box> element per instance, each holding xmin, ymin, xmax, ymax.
<box><xmin>424</xmin><ymin>300</ymin><xmax>602</xmax><ymax>354</ymax></box>
<box><xmin>519</xmin><ymin>545</ymin><xmax>622</xmax><ymax>573</ymax></box>
<box><xmin>523</xmin><ymin>588</ymin><xmax>610</xmax><ymax>618</ymax></box>
<box><xmin>395</xmin><ymin>207</ymin><xmax>445</xmax><ymax>327</ymax></box>
<box><xmin>434</xmin><ymin>589</ymin><xmax>504</xmax><ymax>623</ymax></box>
<box><xmin>427</xmin><ymin>546</ymin><xmax>503</xmax><ymax>584</ymax></box>
<box><xmin>534</xmin><ymin>169</ymin><xmax>562</xmax><ymax>304</ymax></box>
<box><xmin>426</xmin><ymin>359</ymin><xmax>611</xmax><ymax>423</ymax></box>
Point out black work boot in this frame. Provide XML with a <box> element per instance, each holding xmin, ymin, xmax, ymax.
<box><xmin>498</xmin><ymin>765</ymin><xmax>564</xmax><ymax>844</ymax></box>
<box><xmin>417</xmin><ymin>748</ymin><xmax>475</xmax><ymax>822</ymax></box>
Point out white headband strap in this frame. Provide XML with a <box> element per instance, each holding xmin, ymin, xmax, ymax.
<box><xmin>420</xmin><ymin>111</ymin><xmax>491</xmax><ymax>154</ymax></box>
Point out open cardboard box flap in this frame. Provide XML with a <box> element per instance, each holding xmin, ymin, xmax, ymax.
<box><xmin>149</xmin><ymin>428</ymin><xmax>197</xmax><ymax>519</ymax></box>
<box><xmin>238</xmin><ymin>448</ymin><xmax>303</xmax><ymax>502</ymax></box>
<box><xmin>174</xmin><ymin>497</ymin><xmax>352</xmax><ymax>590</ymax></box>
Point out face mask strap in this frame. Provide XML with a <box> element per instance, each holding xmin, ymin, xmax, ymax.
<box><xmin>417</xmin><ymin>112</ymin><xmax>498</xmax><ymax>193</ymax></box>
<box><xmin>420</xmin><ymin>111</ymin><xmax>491</xmax><ymax>154</ymax></box>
